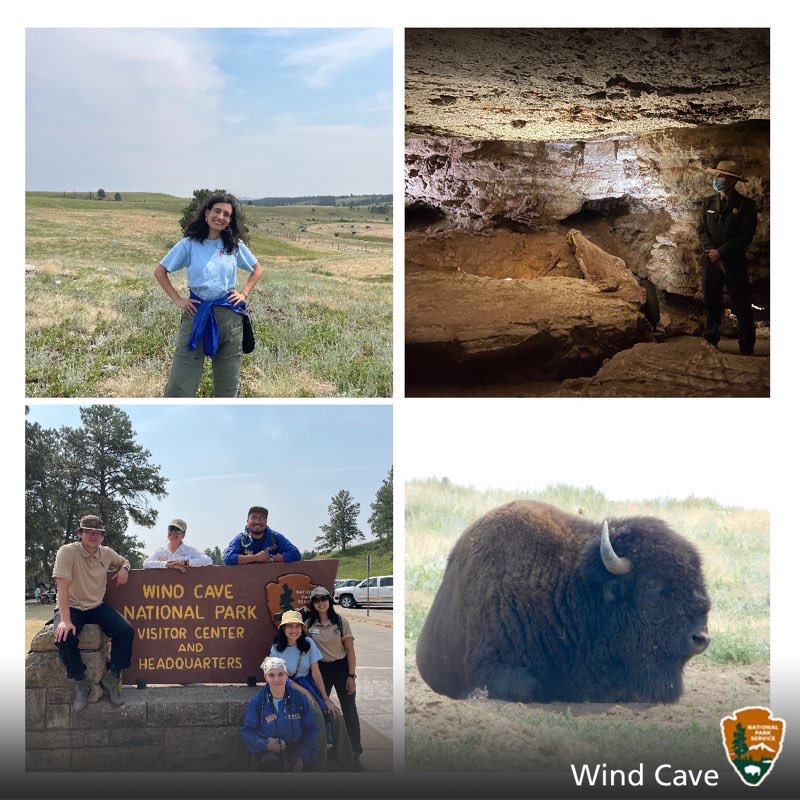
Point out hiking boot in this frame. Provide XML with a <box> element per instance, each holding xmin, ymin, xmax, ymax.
<box><xmin>73</xmin><ymin>678</ymin><xmax>91</xmax><ymax>712</ymax></box>
<box><xmin>101</xmin><ymin>672</ymin><xmax>124</xmax><ymax>706</ymax></box>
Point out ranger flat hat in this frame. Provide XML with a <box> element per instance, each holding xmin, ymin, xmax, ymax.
<box><xmin>703</xmin><ymin>159</ymin><xmax>748</xmax><ymax>183</ymax></box>
<box><xmin>78</xmin><ymin>515</ymin><xmax>105</xmax><ymax>531</ymax></box>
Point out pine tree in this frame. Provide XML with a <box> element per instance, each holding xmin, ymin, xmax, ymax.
<box><xmin>733</xmin><ymin>723</ymin><xmax>749</xmax><ymax>757</ymax></box>
<box><xmin>316</xmin><ymin>490</ymin><xmax>364</xmax><ymax>552</ymax></box>
<box><xmin>25</xmin><ymin>405</ymin><xmax>167</xmax><ymax>574</ymax></box>
<box><xmin>279</xmin><ymin>583</ymin><xmax>294</xmax><ymax>612</ymax></box>
<box><xmin>368</xmin><ymin>466</ymin><xmax>393</xmax><ymax>551</ymax></box>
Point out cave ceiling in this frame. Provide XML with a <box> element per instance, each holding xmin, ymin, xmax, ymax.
<box><xmin>405</xmin><ymin>28</ymin><xmax>770</xmax><ymax>142</ymax></box>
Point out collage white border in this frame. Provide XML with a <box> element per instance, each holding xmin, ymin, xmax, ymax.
<box><xmin>9</xmin><ymin>3</ymin><xmax>799</xmax><ymax>797</ymax></box>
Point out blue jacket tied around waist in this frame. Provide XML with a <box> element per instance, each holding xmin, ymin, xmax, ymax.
<box><xmin>188</xmin><ymin>291</ymin><xmax>249</xmax><ymax>358</ymax></box>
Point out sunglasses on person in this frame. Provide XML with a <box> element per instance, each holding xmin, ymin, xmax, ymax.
<box><xmin>311</xmin><ymin>596</ymin><xmax>330</xmax><ymax>603</ymax></box>
<box><xmin>167</xmin><ymin>526</ymin><xmax>183</xmax><ymax>533</ymax></box>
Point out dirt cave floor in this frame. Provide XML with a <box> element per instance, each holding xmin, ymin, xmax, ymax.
<box><xmin>405</xmin><ymin>661</ymin><xmax>770</xmax><ymax>774</ymax></box>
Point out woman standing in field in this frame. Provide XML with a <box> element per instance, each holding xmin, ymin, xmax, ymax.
<box><xmin>304</xmin><ymin>585</ymin><xmax>364</xmax><ymax>770</ymax></box>
<box><xmin>154</xmin><ymin>193</ymin><xmax>263</xmax><ymax>397</ymax></box>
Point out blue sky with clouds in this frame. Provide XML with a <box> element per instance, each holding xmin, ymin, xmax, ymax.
<box><xmin>26</xmin><ymin>403</ymin><xmax>392</xmax><ymax>559</ymax></box>
<box><xmin>26</xmin><ymin>28</ymin><xmax>392</xmax><ymax>198</ymax></box>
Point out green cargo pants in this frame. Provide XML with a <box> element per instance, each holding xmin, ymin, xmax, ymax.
<box><xmin>164</xmin><ymin>306</ymin><xmax>243</xmax><ymax>397</ymax></box>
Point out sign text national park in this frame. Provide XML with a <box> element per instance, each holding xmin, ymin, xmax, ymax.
<box><xmin>104</xmin><ymin>561</ymin><xmax>338</xmax><ymax>685</ymax></box>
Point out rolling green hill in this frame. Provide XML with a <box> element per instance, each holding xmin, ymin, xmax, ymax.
<box><xmin>312</xmin><ymin>539</ymin><xmax>391</xmax><ymax>580</ymax></box>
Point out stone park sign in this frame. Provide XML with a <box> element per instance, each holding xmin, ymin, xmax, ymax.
<box><xmin>104</xmin><ymin>561</ymin><xmax>337</xmax><ymax>685</ymax></box>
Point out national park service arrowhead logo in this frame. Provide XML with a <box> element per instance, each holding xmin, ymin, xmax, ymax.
<box><xmin>721</xmin><ymin>707</ymin><xmax>785</xmax><ymax>786</ymax></box>
<box><xmin>265</xmin><ymin>573</ymin><xmax>315</xmax><ymax>625</ymax></box>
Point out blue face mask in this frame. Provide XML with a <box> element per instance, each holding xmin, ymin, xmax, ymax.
<box><xmin>712</xmin><ymin>176</ymin><xmax>730</xmax><ymax>193</ymax></box>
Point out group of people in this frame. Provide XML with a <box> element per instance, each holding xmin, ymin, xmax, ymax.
<box><xmin>242</xmin><ymin>589</ymin><xmax>363</xmax><ymax>771</ymax></box>
<box><xmin>140</xmin><ymin>506</ymin><xmax>301</xmax><ymax>570</ymax></box>
<box><xmin>50</xmin><ymin>510</ymin><xmax>365</xmax><ymax>771</ymax></box>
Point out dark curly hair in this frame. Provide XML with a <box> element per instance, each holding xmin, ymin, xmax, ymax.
<box><xmin>184</xmin><ymin>192</ymin><xmax>248</xmax><ymax>254</ymax></box>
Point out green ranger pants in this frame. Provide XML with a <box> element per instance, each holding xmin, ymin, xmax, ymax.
<box><xmin>164</xmin><ymin>306</ymin><xmax>243</xmax><ymax>397</ymax></box>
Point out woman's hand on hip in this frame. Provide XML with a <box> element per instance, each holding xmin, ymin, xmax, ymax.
<box><xmin>227</xmin><ymin>289</ymin><xmax>247</xmax><ymax>306</ymax></box>
<box><xmin>176</xmin><ymin>297</ymin><xmax>200</xmax><ymax>316</ymax></box>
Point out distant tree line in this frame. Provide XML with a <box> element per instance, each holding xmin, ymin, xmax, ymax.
<box><xmin>251</xmin><ymin>194</ymin><xmax>392</xmax><ymax>208</ymax></box>
<box><xmin>59</xmin><ymin>190</ymin><xmax>122</xmax><ymax>201</ymax></box>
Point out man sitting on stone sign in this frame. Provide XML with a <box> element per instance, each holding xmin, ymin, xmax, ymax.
<box><xmin>52</xmin><ymin>514</ymin><xmax>134</xmax><ymax>711</ymax></box>
<box><xmin>143</xmin><ymin>518</ymin><xmax>212</xmax><ymax>572</ymax></box>
<box><xmin>223</xmin><ymin>506</ymin><xmax>301</xmax><ymax>565</ymax></box>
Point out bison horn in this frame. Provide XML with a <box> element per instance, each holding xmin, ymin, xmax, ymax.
<box><xmin>600</xmin><ymin>521</ymin><xmax>631</xmax><ymax>575</ymax></box>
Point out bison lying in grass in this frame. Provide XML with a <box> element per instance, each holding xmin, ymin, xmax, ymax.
<box><xmin>416</xmin><ymin>500</ymin><xmax>710</xmax><ymax>703</ymax></box>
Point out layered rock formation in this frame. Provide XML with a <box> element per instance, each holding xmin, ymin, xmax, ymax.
<box><xmin>405</xmin><ymin>123</ymin><xmax>769</xmax><ymax>300</ymax></box>
<box><xmin>553</xmin><ymin>337</ymin><xmax>770</xmax><ymax>398</ymax></box>
<box><xmin>406</xmin><ymin>271</ymin><xmax>646</xmax><ymax>384</ymax></box>
<box><xmin>405</xmin><ymin>28</ymin><xmax>770</xmax><ymax>396</ymax></box>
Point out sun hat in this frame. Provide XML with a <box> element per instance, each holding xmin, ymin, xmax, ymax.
<box><xmin>278</xmin><ymin>610</ymin><xmax>307</xmax><ymax>631</ymax></box>
<box><xmin>260</xmin><ymin>656</ymin><xmax>288</xmax><ymax>673</ymax></box>
<box><xmin>78</xmin><ymin>515</ymin><xmax>105</xmax><ymax>532</ymax></box>
<box><xmin>309</xmin><ymin>585</ymin><xmax>332</xmax><ymax>600</ymax></box>
<box><xmin>168</xmin><ymin>518</ymin><xmax>187</xmax><ymax>532</ymax></box>
<box><xmin>703</xmin><ymin>160</ymin><xmax>748</xmax><ymax>183</ymax></box>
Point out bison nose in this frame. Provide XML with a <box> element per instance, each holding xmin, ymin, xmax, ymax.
<box><xmin>689</xmin><ymin>625</ymin><xmax>710</xmax><ymax>655</ymax></box>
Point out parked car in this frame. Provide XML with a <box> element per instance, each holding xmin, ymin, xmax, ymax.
<box><xmin>333</xmin><ymin>578</ymin><xmax>361</xmax><ymax>603</ymax></box>
<box><xmin>335</xmin><ymin>575</ymin><xmax>393</xmax><ymax>608</ymax></box>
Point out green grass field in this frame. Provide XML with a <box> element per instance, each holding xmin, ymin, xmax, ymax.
<box><xmin>312</xmin><ymin>539</ymin><xmax>392</xmax><ymax>581</ymax></box>
<box><xmin>25</xmin><ymin>193</ymin><xmax>392</xmax><ymax>398</ymax></box>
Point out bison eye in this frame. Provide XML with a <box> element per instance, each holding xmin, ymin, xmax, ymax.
<box><xmin>643</xmin><ymin>577</ymin><xmax>664</xmax><ymax>592</ymax></box>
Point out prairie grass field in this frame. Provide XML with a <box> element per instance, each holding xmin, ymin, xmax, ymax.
<box><xmin>405</xmin><ymin>479</ymin><xmax>770</xmax><ymax>773</ymax></box>
<box><xmin>25</xmin><ymin>193</ymin><xmax>392</xmax><ymax>397</ymax></box>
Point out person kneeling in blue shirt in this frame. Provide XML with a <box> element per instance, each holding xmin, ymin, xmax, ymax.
<box><xmin>241</xmin><ymin>656</ymin><xmax>320</xmax><ymax>772</ymax></box>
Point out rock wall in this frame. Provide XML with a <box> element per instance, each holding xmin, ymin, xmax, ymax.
<box><xmin>406</xmin><ymin>271</ymin><xmax>646</xmax><ymax>385</ymax></box>
<box><xmin>26</xmin><ymin>624</ymin><xmax>253</xmax><ymax>771</ymax></box>
<box><xmin>405</xmin><ymin>121</ymin><xmax>769</xmax><ymax>301</ymax></box>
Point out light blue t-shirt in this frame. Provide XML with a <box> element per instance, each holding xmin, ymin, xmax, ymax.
<box><xmin>161</xmin><ymin>237</ymin><xmax>257</xmax><ymax>301</ymax></box>
<box><xmin>270</xmin><ymin>640</ymin><xmax>323</xmax><ymax>678</ymax></box>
